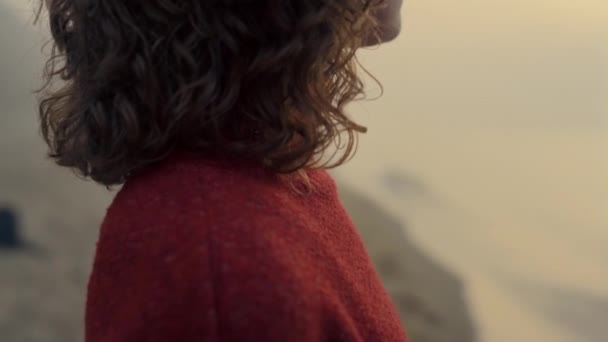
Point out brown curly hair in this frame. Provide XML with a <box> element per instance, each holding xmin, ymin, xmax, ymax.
<box><xmin>37</xmin><ymin>0</ymin><xmax>383</xmax><ymax>186</ymax></box>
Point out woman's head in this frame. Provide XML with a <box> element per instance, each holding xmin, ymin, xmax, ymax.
<box><xmin>38</xmin><ymin>0</ymin><xmax>382</xmax><ymax>186</ymax></box>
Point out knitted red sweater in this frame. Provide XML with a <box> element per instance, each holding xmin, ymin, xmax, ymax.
<box><xmin>85</xmin><ymin>152</ymin><xmax>408</xmax><ymax>341</ymax></box>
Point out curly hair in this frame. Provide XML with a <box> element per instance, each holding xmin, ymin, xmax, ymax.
<box><xmin>37</xmin><ymin>0</ymin><xmax>382</xmax><ymax>186</ymax></box>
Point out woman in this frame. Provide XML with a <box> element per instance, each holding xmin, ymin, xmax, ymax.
<box><xmin>38</xmin><ymin>0</ymin><xmax>406</xmax><ymax>340</ymax></box>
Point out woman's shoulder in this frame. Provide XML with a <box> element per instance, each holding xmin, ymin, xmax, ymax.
<box><xmin>92</xmin><ymin>152</ymin><xmax>337</xmax><ymax>294</ymax></box>
<box><xmin>112</xmin><ymin>151</ymin><xmax>282</xmax><ymax>211</ymax></box>
<box><xmin>98</xmin><ymin>151</ymin><xmax>334</xmax><ymax>253</ymax></box>
<box><xmin>110</xmin><ymin>150</ymin><xmax>336</xmax><ymax>216</ymax></box>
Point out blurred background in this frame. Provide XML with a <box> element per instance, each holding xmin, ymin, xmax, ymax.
<box><xmin>1</xmin><ymin>0</ymin><xmax>606</xmax><ymax>341</ymax></box>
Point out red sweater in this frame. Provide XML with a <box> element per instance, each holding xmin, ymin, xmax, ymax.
<box><xmin>86</xmin><ymin>152</ymin><xmax>408</xmax><ymax>341</ymax></box>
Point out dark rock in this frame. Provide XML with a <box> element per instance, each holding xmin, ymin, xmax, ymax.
<box><xmin>0</xmin><ymin>207</ymin><xmax>21</xmax><ymax>248</ymax></box>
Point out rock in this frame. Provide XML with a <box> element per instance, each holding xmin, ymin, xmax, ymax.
<box><xmin>0</xmin><ymin>208</ymin><xmax>20</xmax><ymax>248</ymax></box>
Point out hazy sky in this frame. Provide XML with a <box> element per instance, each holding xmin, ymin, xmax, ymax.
<box><xmin>356</xmin><ymin>0</ymin><xmax>607</xmax><ymax>131</ymax></box>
